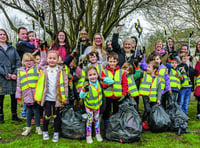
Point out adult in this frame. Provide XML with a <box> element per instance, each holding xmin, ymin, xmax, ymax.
<box><xmin>83</xmin><ymin>33</ymin><xmax>107</xmax><ymax>64</ymax></box>
<box><xmin>164</xmin><ymin>37</ymin><xmax>178</xmax><ymax>60</ymax></box>
<box><xmin>147</xmin><ymin>40</ymin><xmax>169</xmax><ymax>65</ymax></box>
<box><xmin>106</xmin><ymin>40</ymin><xmax>113</xmax><ymax>53</ymax></box>
<box><xmin>112</xmin><ymin>26</ymin><xmax>141</xmax><ymax>67</ymax></box>
<box><xmin>50</xmin><ymin>30</ymin><xmax>71</xmax><ymax>62</ymax></box>
<box><xmin>16</xmin><ymin>27</ymin><xmax>35</xmax><ymax>59</ymax></box>
<box><xmin>73</xmin><ymin>29</ymin><xmax>92</xmax><ymax>63</ymax></box>
<box><xmin>192</xmin><ymin>41</ymin><xmax>200</xmax><ymax>68</ymax></box>
<box><xmin>177</xmin><ymin>44</ymin><xmax>192</xmax><ymax>65</ymax></box>
<box><xmin>0</xmin><ymin>29</ymin><xmax>21</xmax><ymax>123</ymax></box>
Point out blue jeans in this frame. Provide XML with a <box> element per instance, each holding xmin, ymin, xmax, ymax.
<box><xmin>26</xmin><ymin>104</ymin><xmax>40</xmax><ymax>127</ymax></box>
<box><xmin>21</xmin><ymin>104</ymin><xmax>27</xmax><ymax>117</ymax></box>
<box><xmin>178</xmin><ymin>87</ymin><xmax>191</xmax><ymax>114</ymax></box>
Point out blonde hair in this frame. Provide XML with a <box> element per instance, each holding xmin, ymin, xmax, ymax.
<box><xmin>122</xmin><ymin>62</ymin><xmax>134</xmax><ymax>74</ymax></box>
<box><xmin>155</xmin><ymin>40</ymin><xmax>163</xmax><ymax>48</ymax></box>
<box><xmin>92</xmin><ymin>33</ymin><xmax>106</xmax><ymax>58</ymax></box>
<box><xmin>123</xmin><ymin>38</ymin><xmax>133</xmax><ymax>48</ymax></box>
<box><xmin>22</xmin><ymin>53</ymin><xmax>36</xmax><ymax>65</ymax></box>
<box><xmin>180</xmin><ymin>53</ymin><xmax>188</xmax><ymax>60</ymax></box>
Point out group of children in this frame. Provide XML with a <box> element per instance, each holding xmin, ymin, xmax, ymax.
<box><xmin>15</xmin><ymin>32</ymin><xmax>197</xmax><ymax>144</ymax></box>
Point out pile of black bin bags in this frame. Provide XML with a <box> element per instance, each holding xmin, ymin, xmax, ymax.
<box><xmin>105</xmin><ymin>98</ymin><xmax>143</xmax><ymax>143</ymax></box>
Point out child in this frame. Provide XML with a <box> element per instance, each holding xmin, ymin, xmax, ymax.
<box><xmin>16</xmin><ymin>50</ymin><xmax>46</xmax><ymax>136</ymax></box>
<box><xmin>194</xmin><ymin>58</ymin><xmax>200</xmax><ymax>119</ymax></box>
<box><xmin>101</xmin><ymin>52</ymin><xmax>128</xmax><ymax>128</ymax></box>
<box><xmin>121</xmin><ymin>63</ymin><xmax>139</xmax><ymax>104</ymax></box>
<box><xmin>79</xmin><ymin>66</ymin><xmax>114</xmax><ymax>143</ymax></box>
<box><xmin>34</xmin><ymin>50</ymin><xmax>68</xmax><ymax>142</ymax></box>
<box><xmin>141</xmin><ymin>53</ymin><xmax>171</xmax><ymax>109</ymax></box>
<box><xmin>166</xmin><ymin>57</ymin><xmax>184</xmax><ymax>103</ymax></box>
<box><xmin>86</xmin><ymin>51</ymin><xmax>104</xmax><ymax>75</ymax></box>
<box><xmin>177</xmin><ymin>53</ymin><xmax>194</xmax><ymax>115</ymax></box>
<box><xmin>34</xmin><ymin>53</ymin><xmax>41</xmax><ymax>64</ymax></box>
<box><xmin>139</xmin><ymin>61</ymin><xmax>161</xmax><ymax>129</ymax></box>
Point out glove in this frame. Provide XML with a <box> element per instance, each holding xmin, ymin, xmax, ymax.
<box><xmin>83</xmin><ymin>81</ymin><xmax>89</xmax><ymax>92</ymax></box>
<box><xmin>176</xmin><ymin>72</ymin><xmax>181</xmax><ymax>78</ymax></box>
<box><xmin>69</xmin><ymin>80</ymin><xmax>73</xmax><ymax>89</ymax></box>
<box><xmin>72</xmin><ymin>48</ymin><xmax>77</xmax><ymax>54</ymax></box>
<box><xmin>103</xmin><ymin>77</ymin><xmax>114</xmax><ymax>85</ymax></box>
<box><xmin>118</xmin><ymin>95</ymin><xmax>125</xmax><ymax>102</ymax></box>
<box><xmin>134</xmin><ymin>69</ymin><xmax>141</xmax><ymax>80</ymax></box>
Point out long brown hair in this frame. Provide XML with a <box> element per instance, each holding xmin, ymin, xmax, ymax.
<box><xmin>194</xmin><ymin>41</ymin><xmax>200</xmax><ymax>56</ymax></box>
<box><xmin>92</xmin><ymin>33</ymin><xmax>106</xmax><ymax>58</ymax></box>
<box><xmin>0</xmin><ymin>29</ymin><xmax>10</xmax><ymax>43</ymax></box>
<box><xmin>51</xmin><ymin>30</ymin><xmax>71</xmax><ymax>55</ymax></box>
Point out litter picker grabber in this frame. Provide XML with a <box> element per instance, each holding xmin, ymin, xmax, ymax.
<box><xmin>37</xmin><ymin>4</ymin><xmax>41</xmax><ymax>40</ymax></box>
<box><xmin>32</xmin><ymin>20</ymin><xmax>38</xmax><ymax>49</ymax></box>
<box><xmin>164</xmin><ymin>27</ymin><xmax>170</xmax><ymax>51</ymax></box>
<box><xmin>76</xmin><ymin>21</ymin><xmax>83</xmax><ymax>64</ymax></box>
<box><xmin>188</xmin><ymin>29</ymin><xmax>193</xmax><ymax>55</ymax></box>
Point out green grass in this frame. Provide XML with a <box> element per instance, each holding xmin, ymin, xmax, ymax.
<box><xmin>0</xmin><ymin>95</ymin><xmax>200</xmax><ymax>148</ymax></box>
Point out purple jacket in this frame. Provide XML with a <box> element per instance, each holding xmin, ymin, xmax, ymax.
<box><xmin>140</xmin><ymin>55</ymin><xmax>171</xmax><ymax>94</ymax></box>
<box><xmin>15</xmin><ymin>51</ymin><xmax>47</xmax><ymax>104</ymax></box>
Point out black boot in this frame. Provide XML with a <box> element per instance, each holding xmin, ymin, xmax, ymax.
<box><xmin>177</xmin><ymin>128</ymin><xmax>182</xmax><ymax>136</ymax></box>
<box><xmin>0</xmin><ymin>114</ymin><xmax>4</xmax><ymax>123</ymax></box>
<box><xmin>12</xmin><ymin>114</ymin><xmax>22</xmax><ymax>122</ymax></box>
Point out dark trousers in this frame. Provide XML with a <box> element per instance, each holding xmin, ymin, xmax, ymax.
<box><xmin>43</xmin><ymin>101</ymin><xmax>60</xmax><ymax>132</ymax></box>
<box><xmin>161</xmin><ymin>92</ymin><xmax>170</xmax><ymax>110</ymax></box>
<box><xmin>102</xmin><ymin>97</ymin><xmax>121</xmax><ymax>120</ymax></box>
<box><xmin>26</xmin><ymin>103</ymin><xmax>40</xmax><ymax>127</ymax></box>
<box><xmin>142</xmin><ymin>96</ymin><xmax>156</xmax><ymax>121</ymax></box>
<box><xmin>0</xmin><ymin>94</ymin><xmax>17</xmax><ymax>114</ymax></box>
<box><xmin>196</xmin><ymin>96</ymin><xmax>200</xmax><ymax>115</ymax></box>
<box><xmin>135</xmin><ymin>79</ymin><xmax>140</xmax><ymax>111</ymax></box>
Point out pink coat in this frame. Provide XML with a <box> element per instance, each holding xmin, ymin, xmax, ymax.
<box><xmin>194</xmin><ymin>61</ymin><xmax>200</xmax><ymax>96</ymax></box>
<box><xmin>15</xmin><ymin>51</ymin><xmax>47</xmax><ymax>104</ymax></box>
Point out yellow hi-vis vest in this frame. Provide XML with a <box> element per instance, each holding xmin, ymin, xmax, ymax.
<box><xmin>84</xmin><ymin>82</ymin><xmax>102</xmax><ymax>110</ymax></box>
<box><xmin>139</xmin><ymin>72</ymin><xmax>161</xmax><ymax>102</ymax></box>
<box><xmin>104</xmin><ymin>69</ymin><xmax>123</xmax><ymax>98</ymax></box>
<box><xmin>157</xmin><ymin>68</ymin><xmax>167</xmax><ymax>90</ymax></box>
<box><xmin>64</xmin><ymin>65</ymin><xmax>70</xmax><ymax>75</ymax></box>
<box><xmin>18</xmin><ymin>65</ymin><xmax>39</xmax><ymax>91</ymax></box>
<box><xmin>181</xmin><ymin>73</ymin><xmax>189</xmax><ymax>87</ymax></box>
<box><xmin>127</xmin><ymin>74</ymin><xmax>139</xmax><ymax>97</ymax></box>
<box><xmin>34</xmin><ymin>70</ymin><xmax>66</xmax><ymax>103</ymax></box>
<box><xmin>76</xmin><ymin>70</ymin><xmax>85</xmax><ymax>90</ymax></box>
<box><xmin>96</xmin><ymin>63</ymin><xmax>104</xmax><ymax>75</ymax></box>
<box><xmin>169</xmin><ymin>68</ymin><xmax>181</xmax><ymax>90</ymax></box>
<box><xmin>195</xmin><ymin>75</ymin><xmax>200</xmax><ymax>88</ymax></box>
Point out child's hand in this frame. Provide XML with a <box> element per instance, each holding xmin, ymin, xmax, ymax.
<box><xmin>83</xmin><ymin>81</ymin><xmax>89</xmax><ymax>92</ymax></box>
<box><xmin>157</xmin><ymin>100</ymin><xmax>161</xmax><ymax>105</ymax></box>
<box><xmin>72</xmin><ymin>48</ymin><xmax>77</xmax><ymax>53</ymax></box>
<box><xmin>79</xmin><ymin>99</ymin><xmax>83</xmax><ymax>105</ymax></box>
<box><xmin>17</xmin><ymin>101</ymin><xmax>23</xmax><ymax>107</ymax></box>
<box><xmin>11</xmin><ymin>74</ymin><xmax>17</xmax><ymax>80</ymax></box>
<box><xmin>118</xmin><ymin>95</ymin><xmax>125</xmax><ymax>102</ymax></box>
<box><xmin>168</xmin><ymin>90</ymin><xmax>172</xmax><ymax>95</ymax></box>
<box><xmin>103</xmin><ymin>77</ymin><xmax>114</xmax><ymax>85</ymax></box>
<box><xmin>32</xmin><ymin>50</ymin><xmax>39</xmax><ymax>55</ymax></box>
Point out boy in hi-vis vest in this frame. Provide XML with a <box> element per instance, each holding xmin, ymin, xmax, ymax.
<box><xmin>101</xmin><ymin>52</ymin><xmax>128</xmax><ymax>131</ymax></box>
<box><xmin>139</xmin><ymin>61</ymin><xmax>161</xmax><ymax>130</ymax></box>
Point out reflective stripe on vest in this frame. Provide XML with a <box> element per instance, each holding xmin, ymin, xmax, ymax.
<box><xmin>34</xmin><ymin>70</ymin><xmax>66</xmax><ymax>103</ymax></box>
<box><xmin>76</xmin><ymin>70</ymin><xmax>85</xmax><ymax>90</ymax></box>
<box><xmin>84</xmin><ymin>83</ymin><xmax>102</xmax><ymax>110</ymax></box>
<box><xmin>195</xmin><ymin>75</ymin><xmax>200</xmax><ymax>88</ymax></box>
<box><xmin>96</xmin><ymin>63</ymin><xmax>103</xmax><ymax>75</ymax></box>
<box><xmin>139</xmin><ymin>72</ymin><xmax>161</xmax><ymax>102</ymax></box>
<box><xmin>169</xmin><ymin>69</ymin><xmax>181</xmax><ymax>90</ymax></box>
<box><xmin>104</xmin><ymin>69</ymin><xmax>123</xmax><ymax>97</ymax></box>
<box><xmin>19</xmin><ymin>66</ymin><xmax>39</xmax><ymax>91</ymax></box>
<box><xmin>64</xmin><ymin>65</ymin><xmax>70</xmax><ymax>75</ymax></box>
<box><xmin>127</xmin><ymin>75</ymin><xmax>139</xmax><ymax>97</ymax></box>
<box><xmin>181</xmin><ymin>74</ymin><xmax>189</xmax><ymax>87</ymax></box>
<box><xmin>157</xmin><ymin>68</ymin><xmax>167</xmax><ymax>90</ymax></box>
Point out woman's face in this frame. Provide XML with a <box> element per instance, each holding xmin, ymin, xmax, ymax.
<box><xmin>58</xmin><ymin>32</ymin><xmax>66</xmax><ymax>43</ymax></box>
<box><xmin>94</xmin><ymin>35</ymin><xmax>102</xmax><ymax>46</ymax></box>
<box><xmin>197</xmin><ymin>42</ymin><xmax>200</xmax><ymax>51</ymax></box>
<box><xmin>124</xmin><ymin>41</ymin><xmax>132</xmax><ymax>53</ymax></box>
<box><xmin>155</xmin><ymin>42</ymin><xmax>162</xmax><ymax>52</ymax></box>
<box><xmin>180</xmin><ymin>46</ymin><xmax>188</xmax><ymax>53</ymax></box>
<box><xmin>132</xmin><ymin>38</ymin><xmax>137</xmax><ymax>48</ymax></box>
<box><xmin>168</xmin><ymin>39</ymin><xmax>174</xmax><ymax>48</ymax></box>
<box><xmin>0</xmin><ymin>31</ymin><xmax>7</xmax><ymax>43</ymax></box>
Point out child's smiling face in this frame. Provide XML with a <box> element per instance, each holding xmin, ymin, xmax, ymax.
<box><xmin>88</xmin><ymin>69</ymin><xmax>98</xmax><ymax>83</ymax></box>
<box><xmin>89</xmin><ymin>54</ymin><xmax>98</xmax><ymax>64</ymax></box>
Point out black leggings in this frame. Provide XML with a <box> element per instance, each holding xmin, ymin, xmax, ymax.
<box><xmin>142</xmin><ymin>96</ymin><xmax>156</xmax><ymax>121</ymax></box>
<box><xmin>0</xmin><ymin>94</ymin><xmax>17</xmax><ymax>114</ymax></box>
<box><xmin>196</xmin><ymin>96</ymin><xmax>200</xmax><ymax>115</ymax></box>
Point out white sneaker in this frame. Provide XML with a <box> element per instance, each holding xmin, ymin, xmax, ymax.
<box><xmin>36</xmin><ymin>127</ymin><xmax>42</xmax><ymax>135</ymax></box>
<box><xmin>96</xmin><ymin>134</ymin><xmax>103</xmax><ymax>142</ymax></box>
<box><xmin>22</xmin><ymin>127</ymin><xmax>31</xmax><ymax>136</ymax></box>
<box><xmin>86</xmin><ymin>136</ymin><xmax>93</xmax><ymax>144</ymax></box>
<box><xmin>52</xmin><ymin>133</ymin><xmax>59</xmax><ymax>142</ymax></box>
<box><xmin>43</xmin><ymin>132</ymin><xmax>49</xmax><ymax>140</ymax></box>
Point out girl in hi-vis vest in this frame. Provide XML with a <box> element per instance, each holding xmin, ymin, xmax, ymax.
<box><xmin>34</xmin><ymin>50</ymin><xmax>68</xmax><ymax>142</ymax></box>
<box><xmin>79</xmin><ymin>66</ymin><xmax>114</xmax><ymax>144</ymax></box>
<box><xmin>121</xmin><ymin>63</ymin><xmax>139</xmax><ymax>108</ymax></box>
<box><xmin>16</xmin><ymin>49</ymin><xmax>46</xmax><ymax>136</ymax></box>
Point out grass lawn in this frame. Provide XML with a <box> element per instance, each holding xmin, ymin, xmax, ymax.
<box><xmin>0</xmin><ymin>95</ymin><xmax>200</xmax><ymax>148</ymax></box>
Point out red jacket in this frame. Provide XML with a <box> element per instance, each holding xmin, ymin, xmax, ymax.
<box><xmin>101</xmin><ymin>65</ymin><xmax>128</xmax><ymax>99</ymax></box>
<box><xmin>194</xmin><ymin>61</ymin><xmax>200</xmax><ymax>96</ymax></box>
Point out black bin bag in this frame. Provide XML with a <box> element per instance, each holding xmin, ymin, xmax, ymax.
<box><xmin>105</xmin><ymin>99</ymin><xmax>142</xmax><ymax>143</ymax></box>
<box><xmin>166</xmin><ymin>93</ymin><xmax>189</xmax><ymax>133</ymax></box>
<box><xmin>148</xmin><ymin>104</ymin><xmax>171</xmax><ymax>132</ymax></box>
<box><xmin>61</xmin><ymin>106</ymin><xmax>86</xmax><ymax>139</ymax></box>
